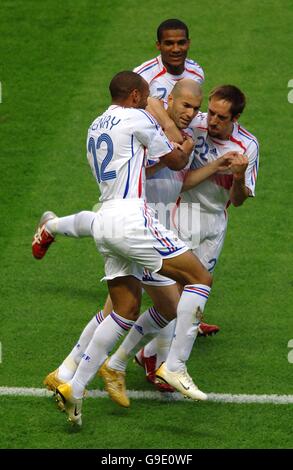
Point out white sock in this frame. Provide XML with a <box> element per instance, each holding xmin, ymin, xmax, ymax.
<box><xmin>144</xmin><ymin>319</ymin><xmax>176</xmax><ymax>368</ymax></box>
<box><xmin>71</xmin><ymin>312</ymin><xmax>134</xmax><ymax>398</ymax></box>
<box><xmin>108</xmin><ymin>306</ymin><xmax>169</xmax><ymax>372</ymax></box>
<box><xmin>46</xmin><ymin>211</ymin><xmax>95</xmax><ymax>237</ymax></box>
<box><xmin>166</xmin><ymin>284</ymin><xmax>211</xmax><ymax>372</ymax></box>
<box><xmin>57</xmin><ymin>311</ymin><xmax>104</xmax><ymax>382</ymax></box>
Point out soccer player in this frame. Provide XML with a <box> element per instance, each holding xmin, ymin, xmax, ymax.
<box><xmin>106</xmin><ymin>18</ymin><xmax>218</xmax><ymax>339</ymax></box>
<box><xmin>53</xmin><ymin>71</ymin><xmax>216</xmax><ymax>425</ymax></box>
<box><xmin>132</xmin><ymin>84</ymin><xmax>259</xmax><ymax>383</ymax></box>
<box><xmin>134</xmin><ymin>18</ymin><xmax>204</xmax><ymax>100</ymax></box>
<box><xmin>34</xmin><ymin>18</ymin><xmax>218</xmax><ymax>338</ymax></box>
<box><xmin>134</xmin><ymin>18</ymin><xmax>204</xmax><ymax>142</ymax></box>
<box><xmin>38</xmin><ymin>80</ymin><xmax>231</xmax><ymax>399</ymax></box>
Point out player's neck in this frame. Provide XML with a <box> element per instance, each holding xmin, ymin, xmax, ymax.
<box><xmin>164</xmin><ymin>63</ymin><xmax>185</xmax><ymax>76</ymax></box>
<box><xmin>224</xmin><ymin>122</ymin><xmax>234</xmax><ymax>140</ymax></box>
<box><xmin>217</xmin><ymin>122</ymin><xmax>234</xmax><ymax>140</ymax></box>
<box><xmin>111</xmin><ymin>98</ymin><xmax>133</xmax><ymax>108</ymax></box>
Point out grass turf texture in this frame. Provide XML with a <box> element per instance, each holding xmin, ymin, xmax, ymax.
<box><xmin>1</xmin><ymin>0</ymin><xmax>293</xmax><ymax>449</ymax></box>
<box><xmin>0</xmin><ymin>397</ymin><xmax>292</xmax><ymax>449</ymax></box>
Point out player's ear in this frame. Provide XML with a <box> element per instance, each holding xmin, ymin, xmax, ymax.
<box><xmin>156</xmin><ymin>40</ymin><xmax>161</xmax><ymax>51</ymax></box>
<box><xmin>131</xmin><ymin>88</ymin><xmax>139</xmax><ymax>105</ymax></box>
<box><xmin>168</xmin><ymin>94</ymin><xmax>174</xmax><ymax>108</ymax></box>
<box><xmin>232</xmin><ymin>113</ymin><xmax>241</xmax><ymax>123</ymax></box>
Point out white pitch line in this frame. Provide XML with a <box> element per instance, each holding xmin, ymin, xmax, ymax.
<box><xmin>0</xmin><ymin>387</ymin><xmax>293</xmax><ymax>404</ymax></box>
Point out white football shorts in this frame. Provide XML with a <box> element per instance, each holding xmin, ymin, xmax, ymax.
<box><xmin>141</xmin><ymin>208</ymin><xmax>228</xmax><ymax>286</ymax></box>
<box><xmin>193</xmin><ymin>209</ymin><xmax>227</xmax><ymax>273</ymax></box>
<box><xmin>91</xmin><ymin>199</ymin><xmax>188</xmax><ymax>281</ymax></box>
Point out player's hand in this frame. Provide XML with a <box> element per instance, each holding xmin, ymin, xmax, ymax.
<box><xmin>229</xmin><ymin>153</ymin><xmax>249</xmax><ymax>179</ymax></box>
<box><xmin>180</xmin><ymin>137</ymin><xmax>194</xmax><ymax>156</ymax></box>
<box><xmin>215</xmin><ymin>151</ymin><xmax>238</xmax><ymax>172</ymax></box>
<box><xmin>171</xmin><ymin>137</ymin><xmax>194</xmax><ymax>155</ymax></box>
<box><xmin>171</xmin><ymin>141</ymin><xmax>184</xmax><ymax>151</ymax></box>
<box><xmin>162</xmin><ymin>137</ymin><xmax>194</xmax><ymax>171</ymax></box>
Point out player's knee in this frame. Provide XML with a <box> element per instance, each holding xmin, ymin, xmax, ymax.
<box><xmin>201</xmin><ymin>270</ymin><xmax>213</xmax><ymax>287</ymax></box>
<box><xmin>187</xmin><ymin>269</ymin><xmax>212</xmax><ymax>287</ymax></box>
<box><xmin>126</xmin><ymin>306</ymin><xmax>140</xmax><ymax>322</ymax></box>
<box><xmin>119</xmin><ymin>299</ymin><xmax>141</xmax><ymax>322</ymax></box>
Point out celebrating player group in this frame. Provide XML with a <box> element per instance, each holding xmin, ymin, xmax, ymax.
<box><xmin>32</xmin><ymin>19</ymin><xmax>259</xmax><ymax>426</ymax></box>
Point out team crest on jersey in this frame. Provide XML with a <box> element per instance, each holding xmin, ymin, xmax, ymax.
<box><xmin>210</xmin><ymin>147</ymin><xmax>218</xmax><ymax>156</ymax></box>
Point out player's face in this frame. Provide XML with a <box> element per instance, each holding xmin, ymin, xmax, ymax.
<box><xmin>157</xmin><ymin>29</ymin><xmax>190</xmax><ymax>74</ymax></box>
<box><xmin>207</xmin><ymin>97</ymin><xmax>236</xmax><ymax>139</ymax></box>
<box><xmin>168</xmin><ymin>90</ymin><xmax>202</xmax><ymax>129</ymax></box>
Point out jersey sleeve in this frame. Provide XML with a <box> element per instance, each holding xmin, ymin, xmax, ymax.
<box><xmin>184</xmin><ymin>59</ymin><xmax>205</xmax><ymax>84</ymax></box>
<box><xmin>244</xmin><ymin>139</ymin><xmax>260</xmax><ymax>197</ymax></box>
<box><xmin>133</xmin><ymin>58</ymin><xmax>159</xmax><ymax>83</ymax></box>
<box><xmin>133</xmin><ymin>109</ymin><xmax>174</xmax><ymax>159</ymax></box>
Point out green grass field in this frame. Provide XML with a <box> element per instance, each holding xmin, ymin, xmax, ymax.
<box><xmin>1</xmin><ymin>0</ymin><xmax>293</xmax><ymax>450</ymax></box>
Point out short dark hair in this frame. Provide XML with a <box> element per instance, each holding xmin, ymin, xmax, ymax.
<box><xmin>109</xmin><ymin>71</ymin><xmax>147</xmax><ymax>101</ymax></box>
<box><xmin>208</xmin><ymin>85</ymin><xmax>246</xmax><ymax>117</ymax></box>
<box><xmin>157</xmin><ymin>19</ymin><xmax>189</xmax><ymax>42</ymax></box>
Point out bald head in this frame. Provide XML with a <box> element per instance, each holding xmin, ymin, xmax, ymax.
<box><xmin>167</xmin><ymin>79</ymin><xmax>203</xmax><ymax>129</ymax></box>
<box><xmin>171</xmin><ymin>79</ymin><xmax>202</xmax><ymax>100</ymax></box>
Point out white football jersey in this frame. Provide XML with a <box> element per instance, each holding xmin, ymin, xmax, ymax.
<box><xmin>146</xmin><ymin>128</ymin><xmax>194</xmax><ymax>205</ymax></box>
<box><xmin>87</xmin><ymin>105</ymin><xmax>174</xmax><ymax>202</ymax></box>
<box><xmin>181</xmin><ymin>112</ymin><xmax>259</xmax><ymax>213</ymax></box>
<box><xmin>133</xmin><ymin>55</ymin><xmax>204</xmax><ymax>99</ymax></box>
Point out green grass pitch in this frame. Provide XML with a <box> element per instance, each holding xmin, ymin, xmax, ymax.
<box><xmin>0</xmin><ymin>0</ymin><xmax>293</xmax><ymax>449</ymax></box>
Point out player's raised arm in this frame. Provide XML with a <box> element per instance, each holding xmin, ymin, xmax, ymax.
<box><xmin>147</xmin><ymin>97</ymin><xmax>184</xmax><ymax>143</ymax></box>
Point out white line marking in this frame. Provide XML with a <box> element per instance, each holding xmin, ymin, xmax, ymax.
<box><xmin>0</xmin><ymin>387</ymin><xmax>293</xmax><ymax>404</ymax></box>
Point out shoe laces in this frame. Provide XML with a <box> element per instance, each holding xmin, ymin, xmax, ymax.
<box><xmin>34</xmin><ymin>225</ymin><xmax>53</xmax><ymax>244</ymax></box>
<box><xmin>33</xmin><ymin>226</ymin><xmax>44</xmax><ymax>244</ymax></box>
<box><xmin>179</xmin><ymin>368</ymin><xmax>198</xmax><ymax>390</ymax></box>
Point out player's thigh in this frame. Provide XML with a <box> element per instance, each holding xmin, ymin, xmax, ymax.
<box><xmin>142</xmin><ymin>283</ymin><xmax>180</xmax><ymax>320</ymax></box>
<box><xmin>107</xmin><ymin>276</ymin><xmax>142</xmax><ymax>321</ymax></box>
<box><xmin>159</xmin><ymin>250</ymin><xmax>212</xmax><ymax>287</ymax></box>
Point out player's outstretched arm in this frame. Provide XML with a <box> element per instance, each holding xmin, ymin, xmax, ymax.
<box><xmin>182</xmin><ymin>152</ymin><xmax>234</xmax><ymax>192</ymax></box>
